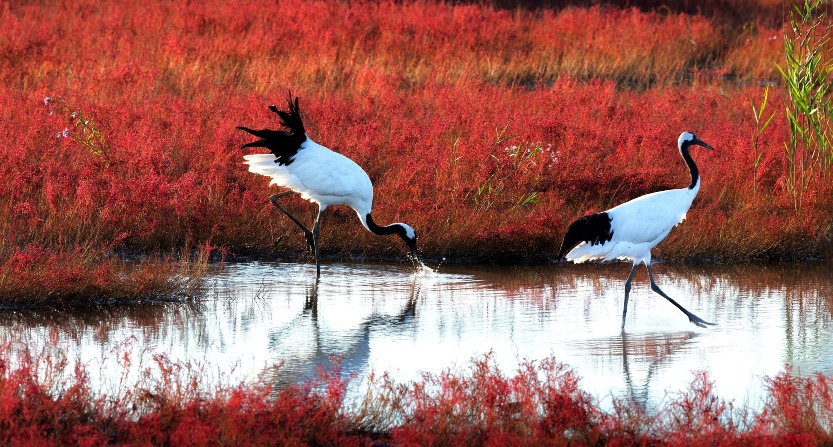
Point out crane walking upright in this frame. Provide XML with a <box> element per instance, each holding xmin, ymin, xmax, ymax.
<box><xmin>558</xmin><ymin>132</ymin><xmax>716</xmax><ymax>329</ymax></box>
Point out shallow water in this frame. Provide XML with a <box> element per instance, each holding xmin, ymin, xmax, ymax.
<box><xmin>2</xmin><ymin>261</ymin><xmax>832</xmax><ymax>410</ymax></box>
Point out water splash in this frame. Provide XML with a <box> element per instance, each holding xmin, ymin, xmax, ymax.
<box><xmin>413</xmin><ymin>259</ymin><xmax>436</xmax><ymax>278</ymax></box>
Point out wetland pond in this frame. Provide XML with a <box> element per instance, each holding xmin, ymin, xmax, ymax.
<box><xmin>3</xmin><ymin>261</ymin><xmax>833</xmax><ymax>411</ymax></box>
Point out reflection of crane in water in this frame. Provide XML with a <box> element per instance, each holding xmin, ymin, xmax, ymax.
<box><xmin>618</xmin><ymin>331</ymin><xmax>697</xmax><ymax>409</ymax></box>
<box><xmin>266</xmin><ymin>279</ymin><xmax>421</xmax><ymax>387</ymax></box>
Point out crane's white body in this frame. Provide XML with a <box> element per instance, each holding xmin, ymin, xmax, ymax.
<box><xmin>243</xmin><ymin>138</ymin><xmax>375</xmax><ymax>229</ymax></box>
<box><xmin>558</xmin><ymin>132</ymin><xmax>715</xmax><ymax>328</ymax></box>
<box><xmin>238</xmin><ymin>96</ymin><xmax>419</xmax><ymax>278</ymax></box>
<box><xmin>565</xmin><ymin>181</ymin><xmax>699</xmax><ymax>265</ymax></box>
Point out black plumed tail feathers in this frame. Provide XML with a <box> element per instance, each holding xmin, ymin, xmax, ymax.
<box><xmin>557</xmin><ymin>212</ymin><xmax>614</xmax><ymax>260</ymax></box>
<box><xmin>237</xmin><ymin>92</ymin><xmax>307</xmax><ymax>166</ymax></box>
<box><xmin>269</xmin><ymin>94</ymin><xmax>305</xmax><ymax>135</ymax></box>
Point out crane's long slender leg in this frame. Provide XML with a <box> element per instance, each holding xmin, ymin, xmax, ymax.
<box><xmin>269</xmin><ymin>191</ymin><xmax>315</xmax><ymax>253</ymax></box>
<box><xmin>312</xmin><ymin>207</ymin><xmax>323</xmax><ymax>278</ymax></box>
<box><xmin>621</xmin><ymin>264</ymin><xmax>640</xmax><ymax>329</ymax></box>
<box><xmin>646</xmin><ymin>264</ymin><xmax>715</xmax><ymax>328</ymax></box>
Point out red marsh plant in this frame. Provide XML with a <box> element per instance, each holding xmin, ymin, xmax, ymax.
<box><xmin>1</xmin><ymin>0</ymin><xmax>830</xmax><ymax>265</ymax></box>
<box><xmin>0</xmin><ymin>242</ymin><xmax>211</xmax><ymax>308</ymax></box>
<box><xmin>8</xmin><ymin>82</ymin><xmax>832</xmax><ymax>264</ymax></box>
<box><xmin>2</xmin><ymin>344</ymin><xmax>833</xmax><ymax>446</ymax></box>
<box><xmin>0</xmin><ymin>342</ymin><xmax>366</xmax><ymax>446</ymax></box>
<box><xmin>0</xmin><ymin>0</ymin><xmax>782</xmax><ymax>93</ymax></box>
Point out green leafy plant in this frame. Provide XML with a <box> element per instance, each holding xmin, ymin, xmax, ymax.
<box><xmin>776</xmin><ymin>0</ymin><xmax>833</xmax><ymax>205</ymax></box>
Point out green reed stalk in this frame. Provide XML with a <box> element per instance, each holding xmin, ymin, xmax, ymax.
<box><xmin>776</xmin><ymin>0</ymin><xmax>832</xmax><ymax>206</ymax></box>
<box><xmin>751</xmin><ymin>86</ymin><xmax>776</xmax><ymax>193</ymax></box>
<box><xmin>471</xmin><ymin>133</ymin><xmax>542</xmax><ymax>213</ymax></box>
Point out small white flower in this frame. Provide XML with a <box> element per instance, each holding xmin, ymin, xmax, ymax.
<box><xmin>70</xmin><ymin>111</ymin><xmax>78</xmax><ymax>119</ymax></box>
<box><xmin>62</xmin><ymin>128</ymin><xmax>69</xmax><ymax>138</ymax></box>
<box><xmin>44</xmin><ymin>97</ymin><xmax>51</xmax><ymax>105</ymax></box>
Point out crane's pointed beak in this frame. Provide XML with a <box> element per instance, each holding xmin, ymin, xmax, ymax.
<box><xmin>693</xmin><ymin>137</ymin><xmax>714</xmax><ymax>150</ymax></box>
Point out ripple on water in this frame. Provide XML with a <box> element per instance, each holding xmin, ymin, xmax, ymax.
<box><xmin>2</xmin><ymin>261</ymin><xmax>832</xmax><ymax>410</ymax></box>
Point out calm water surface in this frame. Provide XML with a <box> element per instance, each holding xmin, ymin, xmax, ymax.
<box><xmin>3</xmin><ymin>261</ymin><xmax>833</xmax><ymax>410</ymax></box>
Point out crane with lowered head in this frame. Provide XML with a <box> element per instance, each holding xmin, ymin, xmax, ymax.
<box><xmin>237</xmin><ymin>94</ymin><xmax>419</xmax><ymax>278</ymax></box>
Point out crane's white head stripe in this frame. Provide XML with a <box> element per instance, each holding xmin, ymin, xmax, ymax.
<box><xmin>678</xmin><ymin>132</ymin><xmax>695</xmax><ymax>148</ymax></box>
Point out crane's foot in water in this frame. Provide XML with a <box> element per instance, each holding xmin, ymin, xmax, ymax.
<box><xmin>688</xmin><ymin>313</ymin><xmax>716</xmax><ymax>328</ymax></box>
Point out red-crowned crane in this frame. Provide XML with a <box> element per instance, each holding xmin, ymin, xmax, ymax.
<box><xmin>237</xmin><ymin>94</ymin><xmax>418</xmax><ymax>278</ymax></box>
<box><xmin>558</xmin><ymin>132</ymin><xmax>716</xmax><ymax>329</ymax></box>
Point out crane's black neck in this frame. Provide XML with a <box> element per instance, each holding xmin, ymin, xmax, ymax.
<box><xmin>366</xmin><ymin>213</ymin><xmax>405</xmax><ymax>237</ymax></box>
<box><xmin>366</xmin><ymin>213</ymin><xmax>419</xmax><ymax>258</ymax></box>
<box><xmin>680</xmin><ymin>141</ymin><xmax>699</xmax><ymax>190</ymax></box>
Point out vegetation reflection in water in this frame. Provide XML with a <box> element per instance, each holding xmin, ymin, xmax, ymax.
<box><xmin>1</xmin><ymin>261</ymin><xmax>832</xmax><ymax>411</ymax></box>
